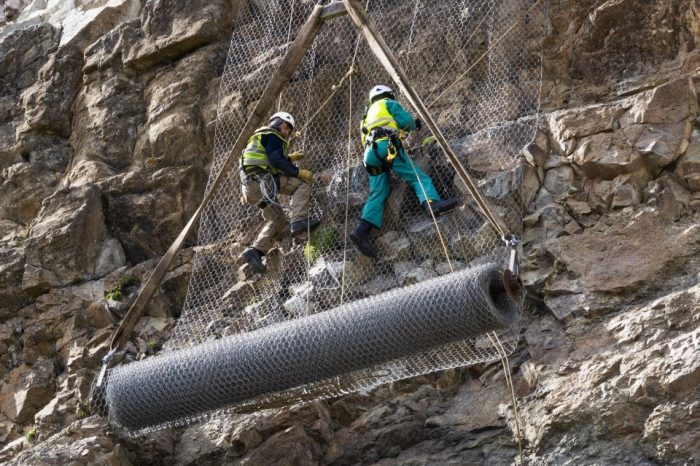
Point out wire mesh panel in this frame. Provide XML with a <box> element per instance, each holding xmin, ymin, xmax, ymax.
<box><xmin>98</xmin><ymin>0</ymin><xmax>546</xmax><ymax>433</ymax></box>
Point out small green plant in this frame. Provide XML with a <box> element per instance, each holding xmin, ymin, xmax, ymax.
<box><xmin>24</xmin><ymin>426</ymin><xmax>37</xmax><ymax>442</ymax></box>
<box><xmin>147</xmin><ymin>340</ymin><xmax>161</xmax><ymax>352</ymax></box>
<box><xmin>76</xmin><ymin>404</ymin><xmax>89</xmax><ymax>419</ymax></box>
<box><xmin>105</xmin><ymin>275</ymin><xmax>140</xmax><ymax>301</ymax></box>
<box><xmin>304</xmin><ymin>225</ymin><xmax>340</xmax><ymax>263</ymax></box>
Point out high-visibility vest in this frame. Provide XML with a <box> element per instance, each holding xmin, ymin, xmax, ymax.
<box><xmin>241</xmin><ymin>127</ymin><xmax>289</xmax><ymax>174</ymax></box>
<box><xmin>361</xmin><ymin>98</ymin><xmax>400</xmax><ymax>146</ymax></box>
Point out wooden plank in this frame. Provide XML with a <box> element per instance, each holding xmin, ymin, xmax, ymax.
<box><xmin>109</xmin><ymin>4</ymin><xmax>326</xmax><ymax>353</ymax></box>
<box><xmin>321</xmin><ymin>1</ymin><xmax>347</xmax><ymax>21</ymax></box>
<box><xmin>341</xmin><ymin>0</ymin><xmax>512</xmax><ymax>238</ymax></box>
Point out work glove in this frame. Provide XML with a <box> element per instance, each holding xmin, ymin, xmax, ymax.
<box><xmin>297</xmin><ymin>169</ymin><xmax>313</xmax><ymax>184</ymax></box>
<box><xmin>289</xmin><ymin>151</ymin><xmax>304</xmax><ymax>162</ymax></box>
<box><xmin>414</xmin><ymin>118</ymin><xmax>422</xmax><ymax>131</ymax></box>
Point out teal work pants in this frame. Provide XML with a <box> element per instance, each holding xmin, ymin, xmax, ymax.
<box><xmin>361</xmin><ymin>139</ymin><xmax>441</xmax><ymax>229</ymax></box>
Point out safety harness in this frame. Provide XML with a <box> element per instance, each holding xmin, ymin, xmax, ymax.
<box><xmin>240</xmin><ymin>126</ymin><xmax>288</xmax><ymax>209</ymax></box>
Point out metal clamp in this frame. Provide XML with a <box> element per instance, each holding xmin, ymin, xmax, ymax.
<box><xmin>96</xmin><ymin>348</ymin><xmax>117</xmax><ymax>388</ymax></box>
<box><xmin>502</xmin><ymin>235</ymin><xmax>522</xmax><ymax>302</ymax></box>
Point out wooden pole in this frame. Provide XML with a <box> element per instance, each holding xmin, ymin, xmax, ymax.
<box><xmin>341</xmin><ymin>0</ymin><xmax>511</xmax><ymax>238</ymax></box>
<box><xmin>109</xmin><ymin>4</ymin><xmax>327</xmax><ymax>352</ymax></box>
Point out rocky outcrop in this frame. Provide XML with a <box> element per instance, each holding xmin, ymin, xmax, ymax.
<box><xmin>0</xmin><ymin>0</ymin><xmax>699</xmax><ymax>464</ymax></box>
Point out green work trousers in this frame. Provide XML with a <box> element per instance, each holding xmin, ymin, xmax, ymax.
<box><xmin>361</xmin><ymin>139</ymin><xmax>440</xmax><ymax>229</ymax></box>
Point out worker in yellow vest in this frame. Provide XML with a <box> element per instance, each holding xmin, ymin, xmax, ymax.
<box><xmin>350</xmin><ymin>85</ymin><xmax>458</xmax><ymax>259</ymax></box>
<box><xmin>239</xmin><ymin>111</ymin><xmax>319</xmax><ymax>273</ymax></box>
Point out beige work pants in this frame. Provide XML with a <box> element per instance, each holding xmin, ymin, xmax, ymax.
<box><xmin>241</xmin><ymin>172</ymin><xmax>311</xmax><ymax>254</ymax></box>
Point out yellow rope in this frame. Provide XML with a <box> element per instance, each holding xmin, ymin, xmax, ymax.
<box><xmin>488</xmin><ymin>331</ymin><xmax>524</xmax><ymax>465</ymax></box>
<box><xmin>294</xmin><ymin>66</ymin><xmax>358</xmax><ymax>140</ymax></box>
<box><xmin>405</xmin><ymin>139</ymin><xmax>524</xmax><ymax>463</ymax></box>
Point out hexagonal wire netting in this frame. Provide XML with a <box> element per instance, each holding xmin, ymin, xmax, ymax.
<box><xmin>99</xmin><ymin>0</ymin><xmax>546</xmax><ymax>434</ymax></box>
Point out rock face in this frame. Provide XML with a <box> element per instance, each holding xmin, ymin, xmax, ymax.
<box><xmin>1</xmin><ymin>0</ymin><xmax>700</xmax><ymax>464</ymax></box>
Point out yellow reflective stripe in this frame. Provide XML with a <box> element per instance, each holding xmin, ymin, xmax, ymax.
<box><xmin>364</xmin><ymin>117</ymin><xmax>394</xmax><ymax>128</ymax></box>
<box><xmin>361</xmin><ymin>99</ymin><xmax>399</xmax><ymax>134</ymax></box>
<box><xmin>241</xmin><ymin>126</ymin><xmax>288</xmax><ymax>174</ymax></box>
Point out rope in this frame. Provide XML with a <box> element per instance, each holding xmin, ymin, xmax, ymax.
<box><xmin>403</xmin><ymin>0</ymin><xmax>421</xmax><ymax>66</ymax></box>
<box><xmin>295</xmin><ymin>66</ymin><xmax>358</xmax><ymax>138</ymax></box>
<box><xmin>405</xmin><ymin>153</ymin><xmax>454</xmax><ymax>273</ymax></box>
<box><xmin>340</xmin><ymin>0</ymin><xmax>368</xmax><ymax>304</ymax></box>
<box><xmin>302</xmin><ymin>39</ymin><xmax>319</xmax><ymax>316</ymax></box>
<box><xmin>488</xmin><ymin>331</ymin><xmax>524</xmax><ymax>465</ymax></box>
<box><xmin>428</xmin><ymin>0</ymin><xmax>543</xmax><ymax>109</ymax></box>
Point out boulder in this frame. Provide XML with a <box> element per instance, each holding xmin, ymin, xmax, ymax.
<box><xmin>100</xmin><ymin>167</ymin><xmax>205</xmax><ymax>263</ymax></box>
<box><xmin>132</xmin><ymin>43</ymin><xmax>222</xmax><ymax>169</ymax></box>
<box><xmin>545</xmin><ymin>211</ymin><xmax>700</xmax><ymax>297</ymax></box>
<box><xmin>17</xmin><ymin>45</ymin><xmax>82</xmax><ymax>140</ymax></box>
<box><xmin>122</xmin><ymin>0</ymin><xmax>233</xmax><ymax>72</ymax></box>
<box><xmin>69</xmin><ymin>69</ymin><xmax>146</xmax><ymax>171</ymax></box>
<box><xmin>0</xmin><ymin>221</ymin><xmax>28</xmax><ymax>318</ymax></box>
<box><xmin>548</xmin><ymin>104</ymin><xmax>625</xmax><ymax>155</ymax></box>
<box><xmin>675</xmin><ymin>128</ymin><xmax>700</xmax><ymax>192</ymax></box>
<box><xmin>22</xmin><ymin>185</ymin><xmax>107</xmax><ymax>292</ymax></box>
<box><xmin>0</xmin><ymin>163</ymin><xmax>60</xmax><ymax>225</ymax></box>
<box><xmin>0</xmin><ymin>361</ymin><xmax>54</xmax><ymax>424</ymax></box>
<box><xmin>619</xmin><ymin>78</ymin><xmax>696</xmax><ymax>175</ymax></box>
<box><xmin>543</xmin><ymin>165</ymin><xmax>575</xmax><ymax>200</ymax></box>
<box><xmin>572</xmin><ymin>132</ymin><xmax>650</xmax><ymax>182</ymax></box>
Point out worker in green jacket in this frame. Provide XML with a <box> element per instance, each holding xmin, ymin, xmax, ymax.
<box><xmin>350</xmin><ymin>85</ymin><xmax>458</xmax><ymax>259</ymax></box>
<box><xmin>240</xmin><ymin>111</ymin><xmax>319</xmax><ymax>274</ymax></box>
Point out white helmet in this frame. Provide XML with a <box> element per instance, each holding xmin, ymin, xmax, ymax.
<box><xmin>269</xmin><ymin>111</ymin><xmax>295</xmax><ymax>129</ymax></box>
<box><xmin>369</xmin><ymin>85</ymin><xmax>393</xmax><ymax>102</ymax></box>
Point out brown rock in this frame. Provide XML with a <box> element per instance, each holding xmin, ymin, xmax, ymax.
<box><xmin>572</xmin><ymin>132</ymin><xmax>650</xmax><ymax>182</ymax></box>
<box><xmin>122</xmin><ymin>0</ymin><xmax>233</xmax><ymax>72</ymax></box>
<box><xmin>0</xmin><ymin>163</ymin><xmax>60</xmax><ymax>225</ymax></box>
<box><xmin>548</xmin><ymin>104</ymin><xmax>625</xmax><ymax>155</ymax></box>
<box><xmin>69</xmin><ymin>69</ymin><xmax>146</xmax><ymax>171</ymax></box>
<box><xmin>0</xmin><ymin>361</ymin><xmax>54</xmax><ymax>424</ymax></box>
<box><xmin>584</xmin><ymin>178</ymin><xmax>615</xmax><ymax>212</ymax></box>
<box><xmin>22</xmin><ymin>185</ymin><xmax>107</xmax><ymax>292</ymax></box>
<box><xmin>546</xmin><ymin>211</ymin><xmax>700</xmax><ymax>295</ymax></box>
<box><xmin>132</xmin><ymin>44</ymin><xmax>221</xmax><ymax>169</ymax></box>
<box><xmin>676</xmin><ymin>128</ymin><xmax>700</xmax><ymax>191</ymax></box>
<box><xmin>610</xmin><ymin>175</ymin><xmax>642</xmax><ymax>209</ymax></box>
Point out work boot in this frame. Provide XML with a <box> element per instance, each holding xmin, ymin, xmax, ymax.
<box><xmin>241</xmin><ymin>248</ymin><xmax>266</xmax><ymax>274</ymax></box>
<box><xmin>349</xmin><ymin>220</ymin><xmax>377</xmax><ymax>259</ymax></box>
<box><xmin>423</xmin><ymin>198</ymin><xmax>459</xmax><ymax>217</ymax></box>
<box><xmin>290</xmin><ymin>218</ymin><xmax>321</xmax><ymax>236</ymax></box>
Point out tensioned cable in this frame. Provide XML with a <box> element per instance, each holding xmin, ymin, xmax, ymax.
<box><xmin>428</xmin><ymin>0</ymin><xmax>544</xmax><ymax>109</ymax></box>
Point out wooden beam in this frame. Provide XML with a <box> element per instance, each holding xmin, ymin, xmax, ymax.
<box><xmin>341</xmin><ymin>0</ymin><xmax>512</xmax><ymax>238</ymax></box>
<box><xmin>109</xmin><ymin>4</ymin><xmax>326</xmax><ymax>353</ymax></box>
<box><xmin>321</xmin><ymin>1</ymin><xmax>347</xmax><ymax>21</ymax></box>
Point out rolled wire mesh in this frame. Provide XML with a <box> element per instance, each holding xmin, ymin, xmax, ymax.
<box><xmin>105</xmin><ymin>263</ymin><xmax>517</xmax><ymax>431</ymax></box>
<box><xmin>97</xmin><ymin>0</ymin><xmax>545</xmax><ymax>433</ymax></box>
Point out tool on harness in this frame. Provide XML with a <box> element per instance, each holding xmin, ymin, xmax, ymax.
<box><xmin>364</xmin><ymin>164</ymin><xmax>389</xmax><ymax>176</ymax></box>
<box><xmin>241</xmin><ymin>167</ymin><xmax>280</xmax><ymax>210</ymax></box>
<box><xmin>363</xmin><ymin>127</ymin><xmax>404</xmax><ymax>176</ymax></box>
<box><xmin>502</xmin><ymin>235</ymin><xmax>523</xmax><ymax>302</ymax></box>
